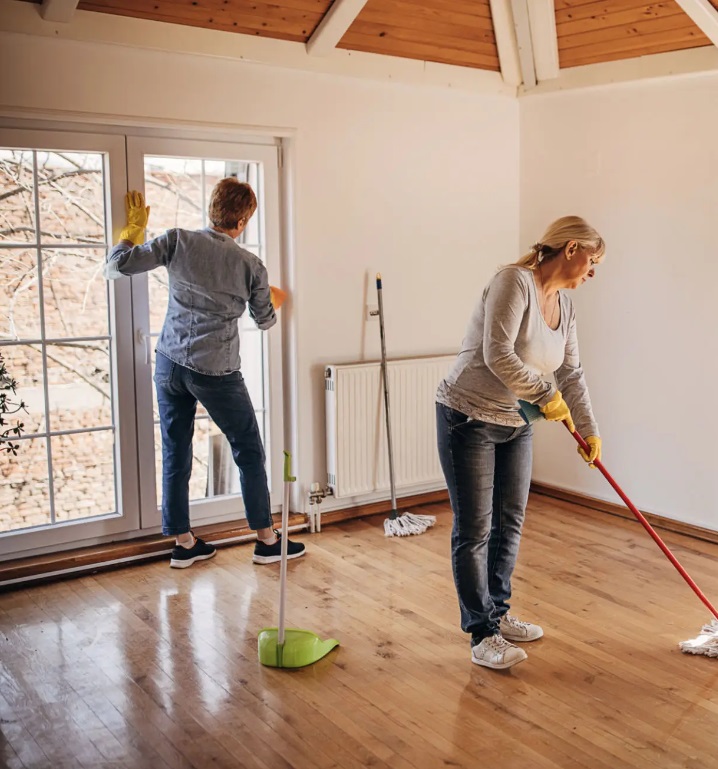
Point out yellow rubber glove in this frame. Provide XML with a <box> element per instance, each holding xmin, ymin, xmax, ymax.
<box><xmin>539</xmin><ymin>390</ymin><xmax>575</xmax><ymax>433</ymax></box>
<box><xmin>269</xmin><ymin>285</ymin><xmax>287</xmax><ymax>310</ymax></box>
<box><xmin>578</xmin><ymin>435</ymin><xmax>601</xmax><ymax>468</ymax></box>
<box><xmin>119</xmin><ymin>191</ymin><xmax>150</xmax><ymax>246</ymax></box>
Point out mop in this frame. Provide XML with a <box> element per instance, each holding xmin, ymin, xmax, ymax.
<box><xmin>257</xmin><ymin>452</ymin><xmax>339</xmax><ymax>668</ymax></box>
<box><xmin>518</xmin><ymin>400</ymin><xmax>718</xmax><ymax>658</ymax></box>
<box><xmin>376</xmin><ymin>274</ymin><xmax>436</xmax><ymax>537</ymax></box>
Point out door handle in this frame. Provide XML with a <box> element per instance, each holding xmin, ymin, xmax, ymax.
<box><xmin>136</xmin><ymin>329</ymin><xmax>151</xmax><ymax>365</ymax></box>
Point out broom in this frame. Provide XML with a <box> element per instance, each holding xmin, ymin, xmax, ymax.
<box><xmin>376</xmin><ymin>274</ymin><xmax>435</xmax><ymax>537</ymax></box>
<box><xmin>518</xmin><ymin>399</ymin><xmax>718</xmax><ymax>657</ymax></box>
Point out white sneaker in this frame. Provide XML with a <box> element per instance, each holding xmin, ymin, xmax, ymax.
<box><xmin>499</xmin><ymin>614</ymin><xmax>544</xmax><ymax>642</ymax></box>
<box><xmin>471</xmin><ymin>635</ymin><xmax>528</xmax><ymax>670</ymax></box>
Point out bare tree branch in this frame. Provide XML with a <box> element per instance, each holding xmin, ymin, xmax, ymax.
<box><xmin>33</xmin><ymin>343</ymin><xmax>110</xmax><ymax>402</ymax></box>
<box><xmin>0</xmin><ymin>225</ymin><xmax>104</xmax><ymax>243</ymax></box>
<box><xmin>146</xmin><ymin>176</ymin><xmax>202</xmax><ymax>214</ymax></box>
<box><xmin>47</xmin><ymin>177</ymin><xmax>104</xmax><ymax>230</ymax></box>
<box><xmin>0</xmin><ymin>168</ymin><xmax>101</xmax><ymax>203</ymax></box>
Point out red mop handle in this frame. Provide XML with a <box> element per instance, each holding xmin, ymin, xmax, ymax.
<box><xmin>565</xmin><ymin>422</ymin><xmax>718</xmax><ymax>621</ymax></box>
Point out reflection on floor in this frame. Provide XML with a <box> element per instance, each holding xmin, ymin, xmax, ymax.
<box><xmin>1</xmin><ymin>495</ymin><xmax>717</xmax><ymax>769</ymax></box>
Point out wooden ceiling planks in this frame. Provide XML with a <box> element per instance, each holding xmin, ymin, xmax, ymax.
<box><xmin>339</xmin><ymin>0</ymin><xmax>499</xmax><ymax>71</ymax></box>
<box><xmin>555</xmin><ymin>1</ymin><xmax>713</xmax><ymax>68</ymax></box>
<box><xmin>77</xmin><ymin>0</ymin><xmax>333</xmax><ymax>43</ymax></box>
<box><xmin>14</xmin><ymin>0</ymin><xmax>718</xmax><ymax>73</ymax></box>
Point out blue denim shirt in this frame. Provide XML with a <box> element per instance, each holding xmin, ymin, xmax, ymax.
<box><xmin>105</xmin><ymin>227</ymin><xmax>276</xmax><ymax>375</ymax></box>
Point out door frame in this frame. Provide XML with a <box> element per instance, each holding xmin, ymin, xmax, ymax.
<box><xmin>0</xmin><ymin>116</ymin><xmax>296</xmax><ymax>560</ymax></box>
<box><xmin>0</xmin><ymin>127</ymin><xmax>139</xmax><ymax>558</ymax></box>
<box><xmin>125</xmin><ymin>135</ymin><xmax>285</xmax><ymax>531</ymax></box>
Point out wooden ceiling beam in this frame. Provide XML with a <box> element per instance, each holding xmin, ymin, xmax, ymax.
<box><xmin>510</xmin><ymin>0</ymin><xmax>536</xmax><ymax>88</ymax></box>
<box><xmin>306</xmin><ymin>0</ymin><xmax>369</xmax><ymax>56</ymax></box>
<box><xmin>39</xmin><ymin>0</ymin><xmax>79</xmax><ymax>23</ymax></box>
<box><xmin>673</xmin><ymin>0</ymin><xmax>718</xmax><ymax>48</ymax></box>
<box><xmin>489</xmin><ymin>0</ymin><xmax>522</xmax><ymax>87</ymax></box>
<box><xmin>528</xmin><ymin>0</ymin><xmax>559</xmax><ymax>81</ymax></box>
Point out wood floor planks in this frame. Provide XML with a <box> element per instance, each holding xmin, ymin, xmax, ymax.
<box><xmin>1</xmin><ymin>493</ymin><xmax>717</xmax><ymax>769</ymax></box>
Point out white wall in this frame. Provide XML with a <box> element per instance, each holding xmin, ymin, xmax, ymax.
<box><xmin>521</xmin><ymin>75</ymin><xmax>718</xmax><ymax>531</ymax></box>
<box><xmin>2</xmin><ymin>14</ymin><xmax>716</xmax><ymax>535</ymax></box>
<box><xmin>0</xmin><ymin>31</ymin><xmax>519</xmax><ymax>509</ymax></box>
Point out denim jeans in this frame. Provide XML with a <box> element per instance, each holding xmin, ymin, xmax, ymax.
<box><xmin>436</xmin><ymin>403</ymin><xmax>533</xmax><ymax>644</ymax></box>
<box><xmin>154</xmin><ymin>352</ymin><xmax>273</xmax><ymax>536</ymax></box>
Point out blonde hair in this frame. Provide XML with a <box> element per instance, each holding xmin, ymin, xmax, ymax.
<box><xmin>208</xmin><ymin>177</ymin><xmax>257</xmax><ymax>230</ymax></box>
<box><xmin>515</xmin><ymin>215</ymin><xmax>605</xmax><ymax>270</ymax></box>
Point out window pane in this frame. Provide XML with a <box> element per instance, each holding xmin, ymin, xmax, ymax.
<box><xmin>144</xmin><ymin>157</ymin><xmax>205</xmax><ymax>235</ymax></box>
<box><xmin>36</xmin><ymin>152</ymin><xmax>105</xmax><ymax>245</ymax></box>
<box><xmin>1</xmin><ymin>344</ymin><xmax>45</xmax><ymax>434</ymax></box>
<box><xmin>52</xmin><ymin>429</ymin><xmax>116</xmax><ymax>521</ymax></box>
<box><xmin>207</xmin><ymin>427</ymin><xmax>241</xmax><ymax>496</ymax></box>
<box><xmin>0</xmin><ymin>437</ymin><xmax>51</xmax><ymax>532</ymax></box>
<box><xmin>230</xmin><ymin>161</ymin><xmax>260</xmax><ymax>248</ymax></box>
<box><xmin>46</xmin><ymin>341</ymin><xmax>112</xmax><ymax>431</ymax></box>
<box><xmin>203</xmin><ymin>160</ymin><xmax>226</xmax><ymax>180</ymax></box>
<box><xmin>0</xmin><ymin>248</ymin><xmax>41</xmax><ymax>341</ymax></box>
<box><xmin>191</xmin><ymin>418</ymin><xmax>211</xmax><ymax>501</ymax></box>
<box><xmin>0</xmin><ymin>150</ymin><xmax>35</xmax><ymax>244</ymax></box>
<box><xmin>42</xmin><ymin>248</ymin><xmax>110</xmax><ymax>339</ymax></box>
<box><xmin>148</xmin><ymin>273</ymin><xmax>169</xmax><ymax>332</ymax></box>
<box><xmin>143</xmin><ymin>155</ymin><xmax>267</xmax><ymax>512</ymax></box>
<box><xmin>239</xmin><ymin>308</ymin><xmax>259</xmax><ymax>332</ymax></box>
<box><xmin>239</xmin><ymin>329</ymin><xmax>264</xmax><ymax>409</ymax></box>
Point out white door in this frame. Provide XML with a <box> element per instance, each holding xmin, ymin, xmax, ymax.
<box><xmin>126</xmin><ymin>137</ymin><xmax>284</xmax><ymax>530</ymax></box>
<box><xmin>0</xmin><ymin>128</ymin><xmax>141</xmax><ymax>557</ymax></box>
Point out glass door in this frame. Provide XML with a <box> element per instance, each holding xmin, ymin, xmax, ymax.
<box><xmin>126</xmin><ymin>137</ymin><xmax>284</xmax><ymax>530</ymax></box>
<box><xmin>0</xmin><ymin>129</ymin><xmax>139</xmax><ymax>557</ymax></box>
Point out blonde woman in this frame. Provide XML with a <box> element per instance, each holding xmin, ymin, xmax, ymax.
<box><xmin>436</xmin><ymin>216</ymin><xmax>605</xmax><ymax>669</ymax></box>
<box><xmin>105</xmin><ymin>179</ymin><xmax>305</xmax><ymax>569</ymax></box>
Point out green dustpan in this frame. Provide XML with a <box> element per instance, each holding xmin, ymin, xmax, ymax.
<box><xmin>258</xmin><ymin>453</ymin><xmax>339</xmax><ymax>669</ymax></box>
<box><xmin>258</xmin><ymin>627</ymin><xmax>339</xmax><ymax>668</ymax></box>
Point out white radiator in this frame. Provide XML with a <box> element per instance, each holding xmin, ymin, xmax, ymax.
<box><xmin>325</xmin><ymin>355</ymin><xmax>454</xmax><ymax>499</ymax></box>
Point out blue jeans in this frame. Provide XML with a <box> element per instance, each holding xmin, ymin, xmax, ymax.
<box><xmin>154</xmin><ymin>352</ymin><xmax>273</xmax><ymax>536</ymax></box>
<box><xmin>436</xmin><ymin>403</ymin><xmax>533</xmax><ymax>645</ymax></box>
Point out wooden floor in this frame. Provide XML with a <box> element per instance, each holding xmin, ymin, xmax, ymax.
<box><xmin>2</xmin><ymin>494</ymin><xmax>718</xmax><ymax>769</ymax></box>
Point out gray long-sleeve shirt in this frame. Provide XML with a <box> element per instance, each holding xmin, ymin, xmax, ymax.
<box><xmin>436</xmin><ymin>265</ymin><xmax>599</xmax><ymax>436</ymax></box>
<box><xmin>105</xmin><ymin>227</ymin><xmax>276</xmax><ymax>375</ymax></box>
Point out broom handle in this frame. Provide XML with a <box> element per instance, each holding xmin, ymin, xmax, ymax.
<box><xmin>376</xmin><ymin>274</ymin><xmax>398</xmax><ymax>514</ymax></box>
<box><xmin>278</xmin><ymin>451</ymin><xmax>295</xmax><ymax>647</ymax></box>
<box><xmin>565</xmin><ymin>423</ymin><xmax>718</xmax><ymax>621</ymax></box>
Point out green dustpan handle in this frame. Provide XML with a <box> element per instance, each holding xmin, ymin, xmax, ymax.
<box><xmin>283</xmin><ymin>451</ymin><xmax>296</xmax><ymax>483</ymax></box>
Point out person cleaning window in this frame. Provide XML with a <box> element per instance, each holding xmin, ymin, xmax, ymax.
<box><xmin>105</xmin><ymin>178</ymin><xmax>305</xmax><ymax>569</ymax></box>
<box><xmin>436</xmin><ymin>216</ymin><xmax>604</xmax><ymax>669</ymax></box>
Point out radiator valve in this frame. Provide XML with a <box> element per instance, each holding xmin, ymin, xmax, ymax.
<box><xmin>308</xmin><ymin>482</ymin><xmax>333</xmax><ymax>505</ymax></box>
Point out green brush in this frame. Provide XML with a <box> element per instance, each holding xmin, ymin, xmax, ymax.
<box><xmin>518</xmin><ymin>399</ymin><xmax>544</xmax><ymax>424</ymax></box>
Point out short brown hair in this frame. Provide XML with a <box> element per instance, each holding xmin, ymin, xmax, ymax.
<box><xmin>208</xmin><ymin>177</ymin><xmax>257</xmax><ymax>229</ymax></box>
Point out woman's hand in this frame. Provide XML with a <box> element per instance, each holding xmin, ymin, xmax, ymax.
<box><xmin>578</xmin><ymin>435</ymin><xmax>601</xmax><ymax>468</ymax></box>
<box><xmin>119</xmin><ymin>191</ymin><xmax>150</xmax><ymax>245</ymax></box>
<box><xmin>539</xmin><ymin>390</ymin><xmax>575</xmax><ymax>433</ymax></box>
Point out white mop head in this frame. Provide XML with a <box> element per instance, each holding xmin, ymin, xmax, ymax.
<box><xmin>384</xmin><ymin>512</ymin><xmax>436</xmax><ymax>537</ymax></box>
<box><xmin>679</xmin><ymin>620</ymin><xmax>718</xmax><ymax>657</ymax></box>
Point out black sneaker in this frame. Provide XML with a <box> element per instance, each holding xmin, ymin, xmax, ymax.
<box><xmin>253</xmin><ymin>530</ymin><xmax>306</xmax><ymax>565</ymax></box>
<box><xmin>169</xmin><ymin>534</ymin><xmax>217</xmax><ymax>569</ymax></box>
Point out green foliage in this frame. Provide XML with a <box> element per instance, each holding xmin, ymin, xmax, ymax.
<box><xmin>0</xmin><ymin>351</ymin><xmax>26</xmax><ymax>456</ymax></box>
